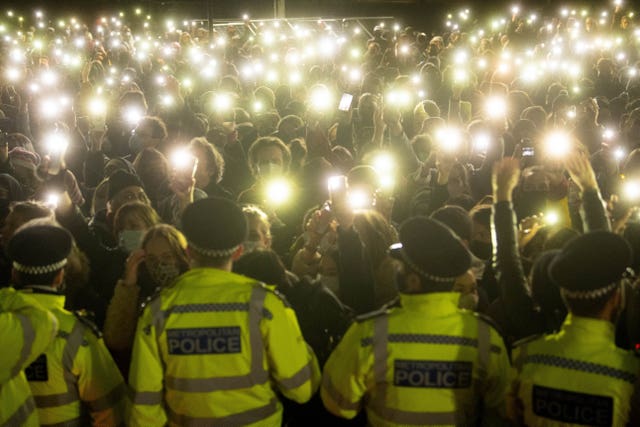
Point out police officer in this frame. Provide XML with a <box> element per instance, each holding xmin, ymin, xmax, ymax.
<box><xmin>321</xmin><ymin>217</ymin><xmax>510</xmax><ymax>426</ymax></box>
<box><xmin>0</xmin><ymin>287</ymin><xmax>58</xmax><ymax>426</ymax></box>
<box><xmin>509</xmin><ymin>231</ymin><xmax>640</xmax><ymax>426</ymax></box>
<box><xmin>129</xmin><ymin>197</ymin><xmax>320</xmax><ymax>426</ymax></box>
<box><xmin>10</xmin><ymin>222</ymin><xmax>128</xmax><ymax>426</ymax></box>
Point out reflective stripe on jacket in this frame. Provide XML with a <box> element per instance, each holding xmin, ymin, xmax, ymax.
<box><xmin>22</xmin><ymin>292</ymin><xmax>127</xmax><ymax>427</ymax></box>
<box><xmin>321</xmin><ymin>292</ymin><xmax>510</xmax><ymax>426</ymax></box>
<box><xmin>510</xmin><ymin>314</ymin><xmax>640</xmax><ymax>427</ymax></box>
<box><xmin>0</xmin><ymin>288</ymin><xmax>58</xmax><ymax>427</ymax></box>
<box><xmin>129</xmin><ymin>268</ymin><xmax>320</xmax><ymax>427</ymax></box>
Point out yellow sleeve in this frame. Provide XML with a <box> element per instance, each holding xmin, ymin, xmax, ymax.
<box><xmin>321</xmin><ymin>321</ymin><xmax>371</xmax><ymax>419</ymax></box>
<box><xmin>128</xmin><ymin>302</ymin><xmax>167</xmax><ymax>427</ymax></box>
<box><xmin>481</xmin><ymin>330</ymin><xmax>512</xmax><ymax>421</ymax></box>
<box><xmin>74</xmin><ymin>331</ymin><xmax>128</xmax><ymax>426</ymax></box>
<box><xmin>263</xmin><ymin>292</ymin><xmax>320</xmax><ymax>403</ymax></box>
<box><xmin>0</xmin><ymin>288</ymin><xmax>58</xmax><ymax>384</ymax></box>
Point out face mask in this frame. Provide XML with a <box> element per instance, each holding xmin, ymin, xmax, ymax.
<box><xmin>458</xmin><ymin>293</ymin><xmax>479</xmax><ymax>311</ymax></box>
<box><xmin>147</xmin><ymin>261</ymin><xmax>181</xmax><ymax>287</ymax></box>
<box><xmin>128</xmin><ymin>134</ymin><xmax>144</xmax><ymax>154</ymax></box>
<box><xmin>118</xmin><ymin>230</ymin><xmax>145</xmax><ymax>254</ymax></box>
<box><xmin>319</xmin><ymin>275</ymin><xmax>340</xmax><ymax>294</ymax></box>
<box><xmin>470</xmin><ymin>240</ymin><xmax>492</xmax><ymax>261</ymax></box>
<box><xmin>257</xmin><ymin>163</ymin><xmax>283</xmax><ymax>178</ymax></box>
<box><xmin>243</xmin><ymin>240</ymin><xmax>265</xmax><ymax>254</ymax></box>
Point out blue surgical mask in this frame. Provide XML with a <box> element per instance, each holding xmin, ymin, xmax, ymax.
<box><xmin>118</xmin><ymin>229</ymin><xmax>145</xmax><ymax>253</ymax></box>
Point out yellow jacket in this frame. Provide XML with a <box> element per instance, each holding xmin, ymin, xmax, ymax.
<box><xmin>129</xmin><ymin>268</ymin><xmax>321</xmax><ymax>427</ymax></box>
<box><xmin>0</xmin><ymin>287</ymin><xmax>58</xmax><ymax>427</ymax></box>
<box><xmin>509</xmin><ymin>314</ymin><xmax>640</xmax><ymax>427</ymax></box>
<box><xmin>321</xmin><ymin>292</ymin><xmax>511</xmax><ymax>426</ymax></box>
<box><xmin>21</xmin><ymin>290</ymin><xmax>127</xmax><ymax>426</ymax></box>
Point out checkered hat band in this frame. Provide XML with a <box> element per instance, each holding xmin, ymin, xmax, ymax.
<box><xmin>13</xmin><ymin>259</ymin><xmax>67</xmax><ymax>275</ymax></box>
<box><xmin>561</xmin><ymin>282</ymin><xmax>618</xmax><ymax>300</ymax></box>
<box><xmin>398</xmin><ymin>248</ymin><xmax>457</xmax><ymax>284</ymax></box>
<box><xmin>188</xmin><ymin>241</ymin><xmax>240</xmax><ymax>258</ymax></box>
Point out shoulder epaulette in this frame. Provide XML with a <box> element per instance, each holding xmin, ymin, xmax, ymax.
<box><xmin>139</xmin><ymin>286</ymin><xmax>162</xmax><ymax>316</ymax></box>
<box><xmin>512</xmin><ymin>334</ymin><xmax>543</xmax><ymax>349</ymax></box>
<box><xmin>256</xmin><ymin>282</ymin><xmax>291</xmax><ymax>308</ymax></box>
<box><xmin>471</xmin><ymin>311</ymin><xmax>504</xmax><ymax>334</ymax></box>
<box><xmin>355</xmin><ymin>297</ymin><xmax>400</xmax><ymax>323</ymax></box>
<box><xmin>73</xmin><ymin>310</ymin><xmax>101</xmax><ymax>339</ymax></box>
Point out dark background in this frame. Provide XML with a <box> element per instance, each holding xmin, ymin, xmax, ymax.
<box><xmin>0</xmin><ymin>0</ymin><xmax>578</xmax><ymax>30</ymax></box>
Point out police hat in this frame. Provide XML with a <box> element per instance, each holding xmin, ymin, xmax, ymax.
<box><xmin>390</xmin><ymin>217</ymin><xmax>471</xmax><ymax>284</ymax></box>
<box><xmin>9</xmin><ymin>225</ymin><xmax>72</xmax><ymax>275</ymax></box>
<box><xmin>107</xmin><ymin>170</ymin><xmax>144</xmax><ymax>201</ymax></box>
<box><xmin>549</xmin><ymin>231</ymin><xmax>632</xmax><ymax>299</ymax></box>
<box><xmin>182</xmin><ymin>197</ymin><xmax>247</xmax><ymax>258</ymax></box>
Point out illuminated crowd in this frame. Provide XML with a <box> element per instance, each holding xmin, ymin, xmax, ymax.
<box><xmin>1</xmin><ymin>0</ymin><xmax>640</xmax><ymax>425</ymax></box>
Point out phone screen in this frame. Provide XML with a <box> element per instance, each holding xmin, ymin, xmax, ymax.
<box><xmin>522</xmin><ymin>146</ymin><xmax>535</xmax><ymax>157</ymax></box>
<box><xmin>338</xmin><ymin>93</ymin><xmax>354</xmax><ymax>112</ymax></box>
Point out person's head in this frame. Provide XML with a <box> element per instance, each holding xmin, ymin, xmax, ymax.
<box><xmin>129</xmin><ymin>116</ymin><xmax>168</xmax><ymax>154</ymax></box>
<box><xmin>353</xmin><ymin>210</ymin><xmax>399</xmax><ymax>305</ymax></box>
<box><xmin>181</xmin><ymin>197</ymin><xmax>248</xmax><ymax>270</ymax></box>
<box><xmin>189</xmin><ymin>137</ymin><xmax>225</xmax><ymax>189</ymax></box>
<box><xmin>114</xmin><ymin>202</ymin><xmax>161</xmax><ymax>253</ymax></box>
<box><xmin>233</xmin><ymin>248</ymin><xmax>288</xmax><ymax>289</ymax></box>
<box><xmin>107</xmin><ymin>170</ymin><xmax>149</xmax><ymax>217</ymax></box>
<box><xmin>431</xmin><ymin>205</ymin><xmax>472</xmax><ymax>245</ymax></box>
<box><xmin>276</xmin><ymin>115</ymin><xmax>305</xmax><ymax>144</ymax></box>
<box><xmin>132</xmin><ymin>148</ymin><xmax>170</xmax><ymax>195</ymax></box>
<box><xmin>242</xmin><ymin>205</ymin><xmax>272</xmax><ymax>252</ymax></box>
<box><xmin>389</xmin><ymin>217</ymin><xmax>471</xmax><ymax>295</ymax></box>
<box><xmin>452</xmin><ymin>270</ymin><xmax>479</xmax><ymax>310</ymax></box>
<box><xmin>549</xmin><ymin>231</ymin><xmax>632</xmax><ymax>322</ymax></box>
<box><xmin>1</xmin><ymin>201</ymin><xmax>54</xmax><ymax>248</ymax></box>
<box><xmin>469</xmin><ymin>204</ymin><xmax>492</xmax><ymax>260</ymax></box>
<box><xmin>9</xmin><ymin>223</ymin><xmax>72</xmax><ymax>288</ymax></box>
<box><xmin>141</xmin><ymin>224</ymin><xmax>189</xmax><ymax>287</ymax></box>
<box><xmin>248</xmin><ymin>136</ymin><xmax>291</xmax><ymax>179</ymax></box>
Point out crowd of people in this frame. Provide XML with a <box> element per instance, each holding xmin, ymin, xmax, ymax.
<box><xmin>2</xmin><ymin>0</ymin><xmax>640</xmax><ymax>425</ymax></box>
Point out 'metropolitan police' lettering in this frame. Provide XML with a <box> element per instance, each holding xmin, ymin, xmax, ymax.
<box><xmin>393</xmin><ymin>360</ymin><xmax>472</xmax><ymax>389</ymax></box>
<box><xmin>167</xmin><ymin>327</ymin><xmax>242</xmax><ymax>355</ymax></box>
<box><xmin>25</xmin><ymin>354</ymin><xmax>48</xmax><ymax>382</ymax></box>
<box><xmin>533</xmin><ymin>385</ymin><xmax>613</xmax><ymax>427</ymax></box>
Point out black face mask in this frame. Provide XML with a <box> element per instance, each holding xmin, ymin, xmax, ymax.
<box><xmin>470</xmin><ymin>240</ymin><xmax>492</xmax><ymax>261</ymax></box>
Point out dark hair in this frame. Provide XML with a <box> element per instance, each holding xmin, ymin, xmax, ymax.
<box><xmin>190</xmin><ymin>137</ymin><xmax>225</xmax><ymax>184</ymax></box>
<box><xmin>431</xmin><ymin>205</ymin><xmax>472</xmax><ymax>242</ymax></box>
<box><xmin>563</xmin><ymin>289</ymin><xmax>617</xmax><ymax>318</ymax></box>
<box><xmin>233</xmin><ymin>248</ymin><xmax>288</xmax><ymax>288</ymax></box>
<box><xmin>139</xmin><ymin>116</ymin><xmax>168</xmax><ymax>140</ymax></box>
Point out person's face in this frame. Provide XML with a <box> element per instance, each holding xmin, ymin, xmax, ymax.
<box><xmin>453</xmin><ymin>270</ymin><xmax>478</xmax><ymax>297</ymax></box>
<box><xmin>145</xmin><ymin>236</ymin><xmax>178</xmax><ymax>268</ymax></box>
<box><xmin>247</xmin><ymin>217</ymin><xmax>272</xmax><ymax>248</ymax></box>
<box><xmin>192</xmin><ymin>147</ymin><xmax>212</xmax><ymax>188</ymax></box>
<box><xmin>120</xmin><ymin>214</ymin><xmax>149</xmax><ymax>233</ymax></box>
<box><xmin>471</xmin><ymin>221</ymin><xmax>491</xmax><ymax>244</ymax></box>
<box><xmin>255</xmin><ymin>146</ymin><xmax>285</xmax><ymax>177</ymax></box>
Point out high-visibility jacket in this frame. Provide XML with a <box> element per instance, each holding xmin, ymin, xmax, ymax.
<box><xmin>129</xmin><ymin>268</ymin><xmax>321</xmax><ymax>427</ymax></box>
<box><xmin>0</xmin><ymin>287</ymin><xmax>58</xmax><ymax>427</ymax></box>
<box><xmin>321</xmin><ymin>292</ymin><xmax>511</xmax><ymax>426</ymax></box>
<box><xmin>509</xmin><ymin>314</ymin><xmax>640</xmax><ymax>427</ymax></box>
<box><xmin>21</xmin><ymin>290</ymin><xmax>127</xmax><ymax>426</ymax></box>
